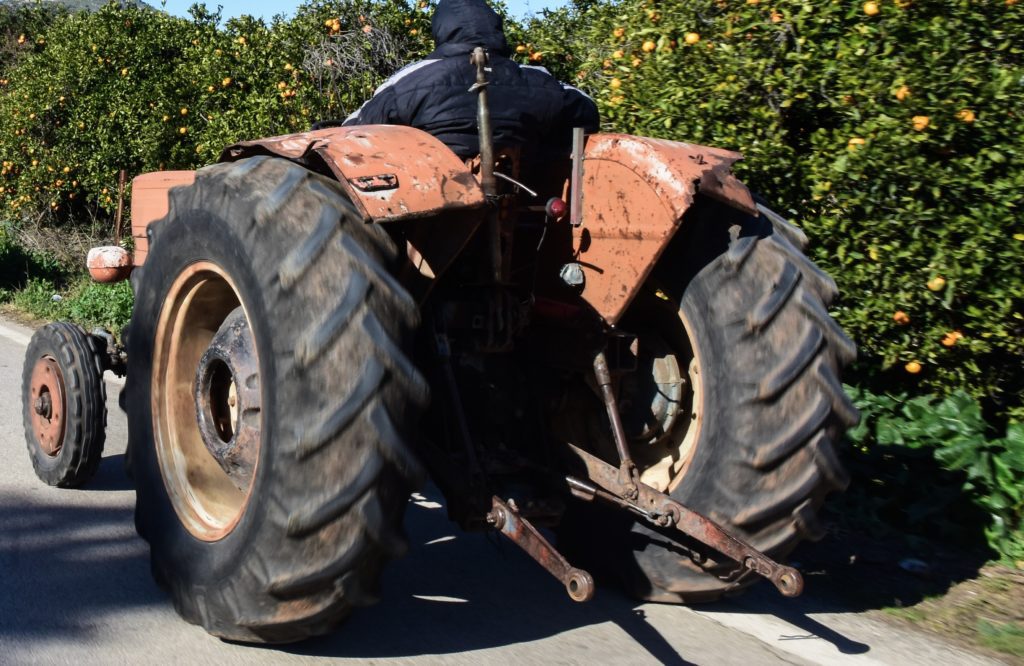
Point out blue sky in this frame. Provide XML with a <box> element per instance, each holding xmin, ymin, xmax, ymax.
<box><xmin>153</xmin><ymin>0</ymin><xmax>566</xmax><ymax>22</ymax></box>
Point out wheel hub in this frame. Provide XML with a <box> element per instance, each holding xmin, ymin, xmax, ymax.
<box><xmin>194</xmin><ymin>306</ymin><xmax>261</xmax><ymax>492</ymax></box>
<box><xmin>29</xmin><ymin>356</ymin><xmax>66</xmax><ymax>457</ymax></box>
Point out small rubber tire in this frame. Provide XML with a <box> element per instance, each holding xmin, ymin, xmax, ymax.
<box><xmin>559</xmin><ymin>196</ymin><xmax>859</xmax><ymax>602</ymax></box>
<box><xmin>22</xmin><ymin>322</ymin><xmax>107</xmax><ymax>487</ymax></box>
<box><xmin>127</xmin><ymin>156</ymin><xmax>427</xmax><ymax>643</ymax></box>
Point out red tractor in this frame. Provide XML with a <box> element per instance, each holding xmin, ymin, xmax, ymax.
<box><xmin>23</xmin><ymin>50</ymin><xmax>856</xmax><ymax>643</ymax></box>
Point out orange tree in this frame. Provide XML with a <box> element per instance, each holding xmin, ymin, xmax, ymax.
<box><xmin>0</xmin><ymin>0</ymin><xmax>438</xmax><ymax>225</ymax></box>
<box><xmin>527</xmin><ymin>0</ymin><xmax>1024</xmax><ymax>421</ymax></box>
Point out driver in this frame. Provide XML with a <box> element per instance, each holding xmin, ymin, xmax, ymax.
<box><xmin>343</xmin><ymin>0</ymin><xmax>599</xmax><ymax>160</ymax></box>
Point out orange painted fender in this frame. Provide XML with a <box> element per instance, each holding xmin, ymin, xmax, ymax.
<box><xmin>575</xmin><ymin>134</ymin><xmax>758</xmax><ymax>324</ymax></box>
<box><xmin>220</xmin><ymin>125</ymin><xmax>485</xmax><ymax>222</ymax></box>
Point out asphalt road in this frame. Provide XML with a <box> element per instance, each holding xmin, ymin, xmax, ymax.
<box><xmin>0</xmin><ymin>316</ymin><xmax>1004</xmax><ymax>665</ymax></box>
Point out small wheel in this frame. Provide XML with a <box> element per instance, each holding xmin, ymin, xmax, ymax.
<box><xmin>22</xmin><ymin>322</ymin><xmax>107</xmax><ymax>487</ymax></box>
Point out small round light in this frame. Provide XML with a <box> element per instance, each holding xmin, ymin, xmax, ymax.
<box><xmin>546</xmin><ymin>197</ymin><xmax>568</xmax><ymax>219</ymax></box>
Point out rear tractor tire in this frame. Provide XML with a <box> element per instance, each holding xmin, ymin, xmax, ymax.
<box><xmin>22</xmin><ymin>322</ymin><xmax>107</xmax><ymax>487</ymax></box>
<box><xmin>127</xmin><ymin>156</ymin><xmax>427</xmax><ymax>643</ymax></box>
<box><xmin>559</xmin><ymin>197</ymin><xmax>859</xmax><ymax>602</ymax></box>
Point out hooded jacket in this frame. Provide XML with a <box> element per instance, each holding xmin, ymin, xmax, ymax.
<box><xmin>343</xmin><ymin>0</ymin><xmax>599</xmax><ymax>159</ymax></box>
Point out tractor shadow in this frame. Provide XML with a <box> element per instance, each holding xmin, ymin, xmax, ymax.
<box><xmin>283</xmin><ymin>491</ymin><xmax>695</xmax><ymax>663</ymax></box>
<box><xmin>0</xmin><ymin>490</ymin><xmax>164</xmax><ymax>643</ymax></box>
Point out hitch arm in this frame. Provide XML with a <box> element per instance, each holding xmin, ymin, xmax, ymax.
<box><xmin>565</xmin><ymin>445</ymin><xmax>804</xmax><ymax>598</ymax></box>
<box><xmin>487</xmin><ymin>496</ymin><xmax>595</xmax><ymax>602</ymax></box>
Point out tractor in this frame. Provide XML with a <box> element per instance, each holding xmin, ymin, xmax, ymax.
<box><xmin>22</xmin><ymin>48</ymin><xmax>857</xmax><ymax>643</ymax></box>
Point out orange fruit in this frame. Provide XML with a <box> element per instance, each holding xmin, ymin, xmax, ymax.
<box><xmin>180</xmin><ymin>107</ymin><xmax>188</xmax><ymax>115</ymax></box>
<box><xmin>957</xmin><ymin>109</ymin><xmax>975</xmax><ymax>123</ymax></box>
<box><xmin>893</xmin><ymin>310</ymin><xmax>910</xmax><ymax>325</ymax></box>
<box><xmin>613</xmin><ymin>27</ymin><xmax>625</xmax><ymax>38</ymax></box>
<box><xmin>516</xmin><ymin>44</ymin><xmax>527</xmax><ymax>53</ymax></box>
<box><xmin>770</xmin><ymin>11</ymin><xmax>783</xmax><ymax>22</ymax></box>
<box><xmin>940</xmin><ymin>331</ymin><xmax>963</xmax><ymax>347</ymax></box>
<box><xmin>609</xmin><ymin>77</ymin><xmax>622</xmax><ymax>89</ymax></box>
<box><xmin>863</xmin><ymin>1</ymin><xmax>880</xmax><ymax>15</ymax></box>
<box><xmin>529</xmin><ymin>52</ymin><xmax>542</xmax><ymax>62</ymax></box>
<box><xmin>927</xmin><ymin>275</ymin><xmax>946</xmax><ymax>291</ymax></box>
<box><xmin>642</xmin><ymin>40</ymin><xmax>657</xmax><ymax>52</ymax></box>
<box><xmin>895</xmin><ymin>85</ymin><xmax>910</xmax><ymax>101</ymax></box>
<box><xmin>905</xmin><ymin>361</ymin><xmax>922</xmax><ymax>374</ymax></box>
<box><xmin>684</xmin><ymin>32</ymin><xmax>700</xmax><ymax>45</ymax></box>
<box><xmin>912</xmin><ymin>115</ymin><xmax>930</xmax><ymax>131</ymax></box>
<box><xmin>848</xmin><ymin>137</ymin><xmax>866</xmax><ymax>150</ymax></box>
<box><xmin>222</xmin><ymin>77</ymin><xmax>232</xmax><ymax>87</ymax></box>
<box><xmin>613</xmin><ymin>49</ymin><xmax>624</xmax><ymax>59</ymax></box>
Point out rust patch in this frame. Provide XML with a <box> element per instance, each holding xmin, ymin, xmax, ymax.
<box><xmin>574</xmin><ymin>134</ymin><xmax>757</xmax><ymax>324</ymax></box>
<box><xmin>221</xmin><ymin>125</ymin><xmax>485</xmax><ymax>223</ymax></box>
<box><xmin>29</xmin><ymin>355</ymin><xmax>66</xmax><ymax>457</ymax></box>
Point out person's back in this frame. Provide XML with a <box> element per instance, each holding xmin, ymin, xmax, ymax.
<box><xmin>343</xmin><ymin>0</ymin><xmax>599</xmax><ymax>161</ymax></box>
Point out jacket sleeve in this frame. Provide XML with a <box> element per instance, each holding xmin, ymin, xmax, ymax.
<box><xmin>342</xmin><ymin>86</ymin><xmax>399</xmax><ymax>126</ymax></box>
<box><xmin>559</xmin><ymin>84</ymin><xmax>600</xmax><ymax>134</ymax></box>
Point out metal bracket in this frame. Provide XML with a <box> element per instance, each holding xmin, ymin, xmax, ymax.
<box><xmin>564</xmin><ymin>444</ymin><xmax>804</xmax><ymax>598</ymax></box>
<box><xmin>348</xmin><ymin>173</ymin><xmax>399</xmax><ymax>192</ymax></box>
<box><xmin>487</xmin><ymin>496</ymin><xmax>595</xmax><ymax>602</ymax></box>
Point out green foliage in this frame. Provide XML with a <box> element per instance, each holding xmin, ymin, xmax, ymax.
<box><xmin>538</xmin><ymin>0</ymin><xmax>1024</xmax><ymax>418</ymax></box>
<box><xmin>846</xmin><ymin>386</ymin><xmax>1024</xmax><ymax>561</ymax></box>
<box><xmin>0</xmin><ymin>0</ymin><xmax>438</xmax><ymax>224</ymax></box>
<box><xmin>12</xmin><ymin>275</ymin><xmax>132</xmax><ymax>332</ymax></box>
<box><xmin>0</xmin><ymin>223</ymin><xmax>64</xmax><ymax>288</ymax></box>
<box><xmin>977</xmin><ymin>620</ymin><xmax>1024</xmax><ymax>658</ymax></box>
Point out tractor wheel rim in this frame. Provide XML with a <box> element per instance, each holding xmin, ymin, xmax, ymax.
<box><xmin>30</xmin><ymin>355</ymin><xmax>66</xmax><ymax>457</ymax></box>
<box><xmin>151</xmin><ymin>261</ymin><xmax>262</xmax><ymax>542</ymax></box>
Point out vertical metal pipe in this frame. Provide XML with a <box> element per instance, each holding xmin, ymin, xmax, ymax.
<box><xmin>470</xmin><ymin>47</ymin><xmax>502</xmax><ymax>282</ymax></box>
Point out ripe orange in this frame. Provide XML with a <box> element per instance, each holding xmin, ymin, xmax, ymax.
<box><xmin>684</xmin><ymin>32</ymin><xmax>700</xmax><ymax>45</ymax></box>
<box><xmin>895</xmin><ymin>85</ymin><xmax>910</xmax><ymax>101</ymax></box>
<box><xmin>905</xmin><ymin>361</ymin><xmax>922</xmax><ymax>374</ymax></box>
<box><xmin>642</xmin><ymin>40</ymin><xmax>657</xmax><ymax>52</ymax></box>
<box><xmin>180</xmin><ymin>107</ymin><xmax>189</xmax><ymax>115</ymax></box>
<box><xmin>529</xmin><ymin>52</ymin><xmax>542</xmax><ymax>63</ymax></box>
<box><xmin>613</xmin><ymin>49</ymin><xmax>624</xmax><ymax>59</ymax></box>
<box><xmin>912</xmin><ymin>115</ymin><xmax>930</xmax><ymax>131</ymax></box>
<box><xmin>957</xmin><ymin>109</ymin><xmax>975</xmax><ymax>123</ymax></box>
<box><xmin>516</xmin><ymin>44</ymin><xmax>527</xmax><ymax>53</ymax></box>
<box><xmin>609</xmin><ymin>77</ymin><xmax>622</xmax><ymax>89</ymax></box>
<box><xmin>179</xmin><ymin>127</ymin><xmax>188</xmax><ymax>135</ymax></box>
<box><xmin>927</xmin><ymin>275</ymin><xmax>946</xmax><ymax>291</ymax></box>
<box><xmin>222</xmin><ymin>77</ymin><xmax>232</xmax><ymax>87</ymax></box>
<box><xmin>613</xmin><ymin>27</ymin><xmax>625</xmax><ymax>38</ymax></box>
<box><xmin>863</xmin><ymin>1</ymin><xmax>880</xmax><ymax>15</ymax></box>
<box><xmin>848</xmin><ymin>137</ymin><xmax>866</xmax><ymax>150</ymax></box>
<box><xmin>893</xmin><ymin>310</ymin><xmax>910</xmax><ymax>325</ymax></box>
<box><xmin>940</xmin><ymin>331</ymin><xmax>963</xmax><ymax>347</ymax></box>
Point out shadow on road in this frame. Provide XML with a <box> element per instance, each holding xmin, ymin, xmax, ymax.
<box><xmin>0</xmin><ymin>489</ymin><xmax>164</xmax><ymax>641</ymax></box>
<box><xmin>281</xmin><ymin>497</ymin><xmax>695</xmax><ymax>664</ymax></box>
<box><xmin>1</xmin><ymin>453</ymin><xmax>988</xmax><ymax>662</ymax></box>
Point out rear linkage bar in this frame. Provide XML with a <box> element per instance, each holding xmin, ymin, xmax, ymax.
<box><xmin>487</xmin><ymin>351</ymin><xmax>803</xmax><ymax>603</ymax></box>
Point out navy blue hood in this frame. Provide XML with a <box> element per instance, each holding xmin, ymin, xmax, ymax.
<box><xmin>430</xmin><ymin>0</ymin><xmax>511</xmax><ymax>58</ymax></box>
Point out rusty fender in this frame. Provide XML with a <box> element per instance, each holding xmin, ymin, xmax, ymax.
<box><xmin>223</xmin><ymin>126</ymin><xmax>486</xmax><ymax>288</ymax></box>
<box><xmin>574</xmin><ymin>133</ymin><xmax>758</xmax><ymax>325</ymax></box>
<box><xmin>221</xmin><ymin>125</ymin><xmax>486</xmax><ymax>222</ymax></box>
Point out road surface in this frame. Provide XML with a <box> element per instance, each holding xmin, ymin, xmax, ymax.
<box><xmin>0</xmin><ymin>316</ymin><xmax>1004</xmax><ymax>665</ymax></box>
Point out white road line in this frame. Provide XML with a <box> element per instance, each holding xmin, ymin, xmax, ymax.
<box><xmin>0</xmin><ymin>319</ymin><xmax>125</xmax><ymax>386</ymax></box>
<box><xmin>0</xmin><ymin>321</ymin><xmax>32</xmax><ymax>347</ymax></box>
